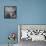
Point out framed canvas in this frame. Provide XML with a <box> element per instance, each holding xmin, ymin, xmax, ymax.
<box><xmin>18</xmin><ymin>24</ymin><xmax>46</xmax><ymax>41</ymax></box>
<box><xmin>4</xmin><ymin>6</ymin><xmax>17</xmax><ymax>19</ymax></box>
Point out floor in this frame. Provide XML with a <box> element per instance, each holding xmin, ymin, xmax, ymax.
<box><xmin>19</xmin><ymin>39</ymin><xmax>46</xmax><ymax>46</ymax></box>
<box><xmin>0</xmin><ymin>40</ymin><xmax>46</xmax><ymax>46</ymax></box>
<box><xmin>0</xmin><ymin>44</ymin><xmax>18</xmax><ymax>46</ymax></box>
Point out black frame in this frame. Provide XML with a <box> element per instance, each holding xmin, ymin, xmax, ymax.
<box><xmin>4</xmin><ymin>6</ymin><xmax>17</xmax><ymax>19</ymax></box>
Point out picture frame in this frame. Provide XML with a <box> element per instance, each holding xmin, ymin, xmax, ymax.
<box><xmin>18</xmin><ymin>24</ymin><xmax>46</xmax><ymax>41</ymax></box>
<box><xmin>4</xmin><ymin>6</ymin><xmax>17</xmax><ymax>19</ymax></box>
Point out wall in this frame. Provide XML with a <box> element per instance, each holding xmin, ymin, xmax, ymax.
<box><xmin>0</xmin><ymin>0</ymin><xmax>46</xmax><ymax>44</ymax></box>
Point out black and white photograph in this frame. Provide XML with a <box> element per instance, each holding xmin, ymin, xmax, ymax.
<box><xmin>4</xmin><ymin>6</ymin><xmax>17</xmax><ymax>19</ymax></box>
